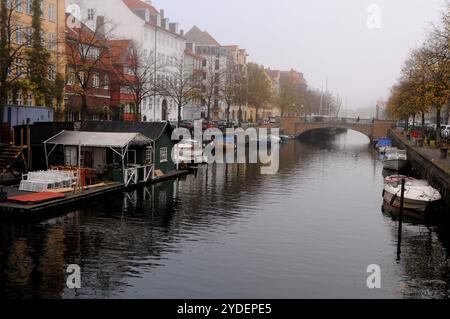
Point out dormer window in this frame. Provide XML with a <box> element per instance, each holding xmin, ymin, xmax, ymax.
<box><xmin>145</xmin><ymin>9</ymin><xmax>150</xmax><ymax>22</ymax></box>
<box><xmin>87</xmin><ymin>8</ymin><xmax>95</xmax><ymax>21</ymax></box>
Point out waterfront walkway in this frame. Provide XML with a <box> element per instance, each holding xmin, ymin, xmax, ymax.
<box><xmin>392</xmin><ymin>129</ymin><xmax>450</xmax><ymax>174</ymax></box>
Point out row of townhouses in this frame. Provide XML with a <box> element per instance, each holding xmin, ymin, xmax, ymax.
<box><xmin>3</xmin><ymin>0</ymin><xmax>305</xmax><ymax>132</ymax></box>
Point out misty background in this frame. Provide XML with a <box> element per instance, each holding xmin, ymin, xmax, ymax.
<box><xmin>152</xmin><ymin>0</ymin><xmax>444</xmax><ymax>117</ymax></box>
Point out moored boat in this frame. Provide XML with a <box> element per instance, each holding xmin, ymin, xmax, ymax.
<box><xmin>173</xmin><ymin>139</ymin><xmax>206</xmax><ymax>165</ymax></box>
<box><xmin>383</xmin><ymin>175</ymin><xmax>442</xmax><ymax>213</ymax></box>
<box><xmin>382</xmin><ymin>148</ymin><xmax>408</xmax><ymax>171</ymax></box>
<box><xmin>376</xmin><ymin>138</ymin><xmax>392</xmax><ymax>153</ymax></box>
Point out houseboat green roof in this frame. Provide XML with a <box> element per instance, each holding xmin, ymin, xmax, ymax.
<box><xmin>80</xmin><ymin>121</ymin><xmax>173</xmax><ymax>141</ymax></box>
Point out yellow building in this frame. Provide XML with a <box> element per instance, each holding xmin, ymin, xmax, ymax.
<box><xmin>7</xmin><ymin>0</ymin><xmax>66</xmax><ymax>119</ymax></box>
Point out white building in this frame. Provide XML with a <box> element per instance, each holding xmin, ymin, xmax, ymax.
<box><xmin>66</xmin><ymin>0</ymin><xmax>186</xmax><ymax>122</ymax></box>
<box><xmin>185</xmin><ymin>26</ymin><xmax>231</xmax><ymax>121</ymax></box>
<box><xmin>183</xmin><ymin>48</ymin><xmax>206</xmax><ymax>120</ymax></box>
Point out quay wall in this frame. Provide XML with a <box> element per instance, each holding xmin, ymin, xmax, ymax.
<box><xmin>390</xmin><ymin>130</ymin><xmax>450</xmax><ymax>207</ymax></box>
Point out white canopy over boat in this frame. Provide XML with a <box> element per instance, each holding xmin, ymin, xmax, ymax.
<box><xmin>44</xmin><ymin>131</ymin><xmax>152</xmax><ymax>148</ymax></box>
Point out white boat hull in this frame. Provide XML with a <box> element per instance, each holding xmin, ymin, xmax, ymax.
<box><xmin>383</xmin><ymin>177</ymin><xmax>442</xmax><ymax>213</ymax></box>
<box><xmin>383</xmin><ymin>190</ymin><xmax>429</xmax><ymax>212</ymax></box>
<box><xmin>383</xmin><ymin>159</ymin><xmax>408</xmax><ymax>171</ymax></box>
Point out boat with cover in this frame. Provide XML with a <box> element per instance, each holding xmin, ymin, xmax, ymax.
<box><xmin>383</xmin><ymin>175</ymin><xmax>442</xmax><ymax>212</ymax></box>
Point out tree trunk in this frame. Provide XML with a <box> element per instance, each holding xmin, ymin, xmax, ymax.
<box><xmin>436</xmin><ymin>106</ymin><xmax>441</xmax><ymax>145</ymax></box>
<box><xmin>226</xmin><ymin>102</ymin><xmax>230</xmax><ymax>127</ymax></box>
<box><xmin>0</xmin><ymin>91</ymin><xmax>5</xmax><ymax>142</ymax></box>
<box><xmin>177</xmin><ymin>102</ymin><xmax>182</xmax><ymax>128</ymax></box>
<box><xmin>421</xmin><ymin>111</ymin><xmax>425</xmax><ymax>139</ymax></box>
<box><xmin>206</xmin><ymin>101</ymin><xmax>211</xmax><ymax>125</ymax></box>
<box><xmin>238</xmin><ymin>103</ymin><xmax>242</xmax><ymax>127</ymax></box>
<box><xmin>81</xmin><ymin>94</ymin><xmax>88</xmax><ymax>122</ymax></box>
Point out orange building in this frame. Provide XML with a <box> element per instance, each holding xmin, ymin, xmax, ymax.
<box><xmin>7</xmin><ymin>0</ymin><xmax>66</xmax><ymax>118</ymax></box>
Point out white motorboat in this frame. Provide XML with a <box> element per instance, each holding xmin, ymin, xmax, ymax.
<box><xmin>382</xmin><ymin>148</ymin><xmax>408</xmax><ymax>171</ymax></box>
<box><xmin>383</xmin><ymin>175</ymin><xmax>442</xmax><ymax>212</ymax></box>
<box><xmin>379</xmin><ymin>146</ymin><xmax>398</xmax><ymax>156</ymax></box>
<box><xmin>173</xmin><ymin>139</ymin><xmax>206</xmax><ymax>165</ymax></box>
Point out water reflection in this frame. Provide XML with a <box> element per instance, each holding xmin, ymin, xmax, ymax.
<box><xmin>0</xmin><ymin>130</ymin><xmax>449</xmax><ymax>299</ymax></box>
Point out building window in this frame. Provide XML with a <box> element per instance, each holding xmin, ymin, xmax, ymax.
<box><xmin>48</xmin><ymin>3</ymin><xmax>55</xmax><ymax>22</ymax></box>
<box><xmin>16</xmin><ymin>92</ymin><xmax>23</xmax><ymax>105</ymax></box>
<box><xmin>16</xmin><ymin>0</ymin><xmax>23</xmax><ymax>12</ymax></box>
<box><xmin>26</xmin><ymin>0</ymin><xmax>32</xmax><ymax>15</ymax></box>
<box><xmin>39</xmin><ymin>0</ymin><xmax>44</xmax><ymax>16</ymax></box>
<box><xmin>16</xmin><ymin>58</ymin><xmax>25</xmax><ymax>77</ymax></box>
<box><xmin>16</xmin><ymin>26</ymin><xmax>22</xmax><ymax>45</ymax></box>
<box><xmin>87</xmin><ymin>8</ymin><xmax>95</xmax><ymax>21</ymax></box>
<box><xmin>48</xmin><ymin>64</ymin><xmax>56</xmax><ymax>80</ymax></box>
<box><xmin>104</xmin><ymin>75</ymin><xmax>109</xmax><ymax>89</ymax></box>
<box><xmin>93</xmin><ymin>73</ymin><xmax>100</xmax><ymax>88</ymax></box>
<box><xmin>160</xmin><ymin>147</ymin><xmax>168</xmax><ymax>163</ymax></box>
<box><xmin>124</xmin><ymin>66</ymin><xmax>134</xmax><ymax>76</ymax></box>
<box><xmin>79</xmin><ymin>72</ymin><xmax>85</xmax><ymax>85</ymax></box>
<box><xmin>26</xmin><ymin>28</ymin><xmax>32</xmax><ymax>46</ymax></box>
<box><xmin>48</xmin><ymin>32</ymin><xmax>56</xmax><ymax>50</ymax></box>
<box><xmin>67</xmin><ymin>67</ymin><xmax>74</xmax><ymax>85</ymax></box>
<box><xmin>82</xmin><ymin>45</ymin><xmax>100</xmax><ymax>59</ymax></box>
<box><xmin>40</xmin><ymin>31</ymin><xmax>45</xmax><ymax>47</ymax></box>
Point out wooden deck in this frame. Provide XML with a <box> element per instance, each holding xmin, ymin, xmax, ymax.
<box><xmin>0</xmin><ymin>169</ymin><xmax>191</xmax><ymax>220</ymax></box>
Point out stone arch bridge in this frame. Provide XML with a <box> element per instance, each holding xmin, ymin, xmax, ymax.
<box><xmin>280</xmin><ymin>118</ymin><xmax>396</xmax><ymax>141</ymax></box>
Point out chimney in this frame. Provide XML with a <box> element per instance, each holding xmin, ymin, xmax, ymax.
<box><xmin>169</xmin><ymin>22</ymin><xmax>179</xmax><ymax>33</ymax></box>
<box><xmin>161</xmin><ymin>18</ymin><xmax>170</xmax><ymax>30</ymax></box>
<box><xmin>96</xmin><ymin>15</ymin><xmax>105</xmax><ymax>38</ymax></box>
<box><xmin>150</xmin><ymin>13</ymin><xmax>161</xmax><ymax>27</ymax></box>
<box><xmin>160</xmin><ymin>9</ymin><xmax>164</xmax><ymax>19</ymax></box>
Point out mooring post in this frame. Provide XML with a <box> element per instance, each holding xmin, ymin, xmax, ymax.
<box><xmin>396</xmin><ymin>178</ymin><xmax>406</xmax><ymax>260</ymax></box>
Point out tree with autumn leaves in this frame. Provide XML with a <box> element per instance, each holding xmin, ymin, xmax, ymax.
<box><xmin>388</xmin><ymin>4</ymin><xmax>449</xmax><ymax>144</ymax></box>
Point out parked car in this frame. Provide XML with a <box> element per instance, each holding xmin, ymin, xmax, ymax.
<box><xmin>441</xmin><ymin>125</ymin><xmax>450</xmax><ymax>139</ymax></box>
<box><xmin>207</xmin><ymin>121</ymin><xmax>218</xmax><ymax>129</ymax></box>
<box><xmin>180</xmin><ymin>120</ymin><xmax>194</xmax><ymax>130</ymax></box>
<box><xmin>169</xmin><ymin>121</ymin><xmax>178</xmax><ymax>129</ymax></box>
<box><xmin>214</xmin><ymin>120</ymin><xmax>227</xmax><ymax>130</ymax></box>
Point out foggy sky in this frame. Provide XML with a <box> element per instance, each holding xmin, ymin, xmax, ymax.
<box><xmin>152</xmin><ymin>0</ymin><xmax>444</xmax><ymax>113</ymax></box>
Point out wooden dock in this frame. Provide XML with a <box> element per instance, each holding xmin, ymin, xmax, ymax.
<box><xmin>0</xmin><ymin>169</ymin><xmax>191</xmax><ymax>220</ymax></box>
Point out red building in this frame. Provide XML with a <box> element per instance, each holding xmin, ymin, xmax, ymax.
<box><xmin>65</xmin><ymin>15</ymin><xmax>112</xmax><ymax>121</ymax></box>
<box><xmin>108</xmin><ymin>40</ymin><xmax>139</xmax><ymax>121</ymax></box>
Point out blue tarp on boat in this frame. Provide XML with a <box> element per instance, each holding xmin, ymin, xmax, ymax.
<box><xmin>376</xmin><ymin>138</ymin><xmax>391</xmax><ymax>148</ymax></box>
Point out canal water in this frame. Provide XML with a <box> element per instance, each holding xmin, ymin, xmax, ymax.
<box><xmin>0</xmin><ymin>130</ymin><xmax>449</xmax><ymax>299</ymax></box>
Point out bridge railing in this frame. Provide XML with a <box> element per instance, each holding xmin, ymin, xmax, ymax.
<box><xmin>290</xmin><ymin>116</ymin><xmax>373</xmax><ymax>125</ymax></box>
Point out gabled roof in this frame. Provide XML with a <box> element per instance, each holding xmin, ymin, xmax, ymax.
<box><xmin>185</xmin><ymin>26</ymin><xmax>220</xmax><ymax>46</ymax></box>
<box><xmin>44</xmin><ymin>131</ymin><xmax>152</xmax><ymax>148</ymax></box>
<box><xmin>122</xmin><ymin>0</ymin><xmax>159</xmax><ymax>15</ymax></box>
<box><xmin>122</xmin><ymin>0</ymin><xmax>185</xmax><ymax>39</ymax></box>
<box><xmin>80</xmin><ymin>121</ymin><xmax>173</xmax><ymax>141</ymax></box>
